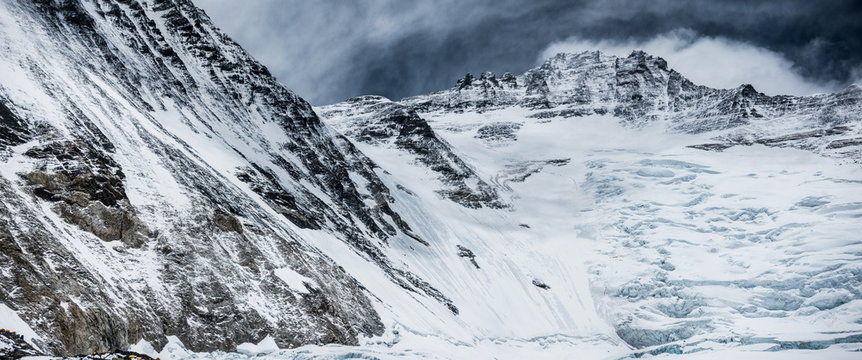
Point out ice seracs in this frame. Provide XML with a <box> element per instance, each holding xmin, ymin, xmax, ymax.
<box><xmin>314</xmin><ymin>49</ymin><xmax>862</xmax><ymax>358</ymax></box>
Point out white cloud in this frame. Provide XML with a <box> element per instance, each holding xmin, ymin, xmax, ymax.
<box><xmin>852</xmin><ymin>67</ymin><xmax>862</xmax><ymax>87</ymax></box>
<box><xmin>539</xmin><ymin>29</ymin><xmax>835</xmax><ymax>96</ymax></box>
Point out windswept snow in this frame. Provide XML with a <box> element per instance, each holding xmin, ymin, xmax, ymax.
<box><xmin>273</xmin><ymin>268</ymin><xmax>315</xmax><ymax>294</ymax></box>
<box><xmin>0</xmin><ymin>304</ymin><xmax>42</xmax><ymax>350</ymax></box>
<box><xmin>308</xmin><ymin>101</ymin><xmax>862</xmax><ymax>358</ymax></box>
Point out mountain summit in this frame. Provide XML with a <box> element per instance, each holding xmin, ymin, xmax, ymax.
<box><xmin>397</xmin><ymin>50</ymin><xmax>861</xmax><ymax>160</ymax></box>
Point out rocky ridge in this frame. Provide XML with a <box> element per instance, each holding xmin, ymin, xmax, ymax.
<box><xmin>313</xmin><ymin>49</ymin><xmax>862</xmax><ymax>358</ymax></box>
<box><xmin>397</xmin><ymin>50</ymin><xmax>862</xmax><ymax>161</ymax></box>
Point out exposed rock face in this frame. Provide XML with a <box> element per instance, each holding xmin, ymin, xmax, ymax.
<box><xmin>409</xmin><ymin>72</ymin><xmax>522</xmax><ymax>112</ymax></box>
<box><xmin>0</xmin><ymin>101</ymin><xmax>30</xmax><ymax>151</ymax></box>
<box><xmin>474</xmin><ymin>122</ymin><xmax>522</xmax><ymax>143</ymax></box>
<box><xmin>22</xmin><ymin>141</ymin><xmax>146</xmax><ymax>246</ymax></box>
<box><xmin>318</xmin><ymin>96</ymin><xmax>505</xmax><ymax>209</ymax></box>
<box><xmin>456</xmin><ymin>245</ymin><xmax>479</xmax><ymax>269</ymax></box>
<box><xmin>212</xmin><ymin>211</ymin><xmax>242</xmax><ymax>234</ymax></box>
<box><xmin>531</xmin><ymin>279</ymin><xmax>550</xmax><ymax>290</ymax></box>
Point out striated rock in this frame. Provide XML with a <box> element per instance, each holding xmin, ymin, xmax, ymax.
<box><xmin>213</xmin><ymin>211</ymin><xmax>243</xmax><ymax>234</ymax></box>
<box><xmin>456</xmin><ymin>245</ymin><xmax>480</xmax><ymax>269</ymax></box>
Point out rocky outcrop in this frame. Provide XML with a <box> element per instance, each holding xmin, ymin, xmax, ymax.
<box><xmin>474</xmin><ymin>122</ymin><xmax>522</xmax><ymax>143</ymax></box>
<box><xmin>212</xmin><ymin>211</ymin><xmax>243</xmax><ymax>234</ymax></box>
<box><xmin>0</xmin><ymin>101</ymin><xmax>30</xmax><ymax>151</ymax></box>
<box><xmin>22</xmin><ymin>141</ymin><xmax>147</xmax><ymax>246</ymax></box>
<box><xmin>456</xmin><ymin>245</ymin><xmax>479</xmax><ymax>269</ymax></box>
<box><xmin>531</xmin><ymin>279</ymin><xmax>550</xmax><ymax>290</ymax></box>
<box><xmin>318</xmin><ymin>96</ymin><xmax>505</xmax><ymax>209</ymax></box>
<box><xmin>409</xmin><ymin>72</ymin><xmax>522</xmax><ymax>112</ymax></box>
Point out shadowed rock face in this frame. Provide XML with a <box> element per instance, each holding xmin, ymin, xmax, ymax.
<box><xmin>0</xmin><ymin>101</ymin><xmax>30</xmax><ymax>151</ymax></box>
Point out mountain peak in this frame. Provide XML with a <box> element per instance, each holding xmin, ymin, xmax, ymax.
<box><xmin>400</xmin><ymin>48</ymin><xmax>860</xmax><ymax>134</ymax></box>
<box><xmin>445</xmin><ymin>50</ymin><xmax>675</xmax><ymax>99</ymax></box>
<box><xmin>736</xmin><ymin>83</ymin><xmax>761</xmax><ymax>97</ymax></box>
<box><xmin>344</xmin><ymin>95</ymin><xmax>392</xmax><ymax>105</ymax></box>
<box><xmin>542</xmin><ymin>49</ymin><xmax>669</xmax><ymax>70</ymax></box>
<box><xmin>453</xmin><ymin>71</ymin><xmax>519</xmax><ymax>94</ymax></box>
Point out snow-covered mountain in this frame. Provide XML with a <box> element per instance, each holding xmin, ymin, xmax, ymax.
<box><xmin>0</xmin><ymin>0</ymin><xmax>451</xmax><ymax>355</ymax></box>
<box><xmin>1</xmin><ymin>1</ymin><xmax>861</xmax><ymax>359</ymax></box>
<box><xmin>312</xmin><ymin>52</ymin><xmax>862</xmax><ymax>359</ymax></box>
<box><xmin>402</xmin><ymin>51</ymin><xmax>862</xmax><ymax>161</ymax></box>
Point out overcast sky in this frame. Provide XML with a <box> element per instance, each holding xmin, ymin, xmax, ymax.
<box><xmin>194</xmin><ymin>0</ymin><xmax>862</xmax><ymax>105</ymax></box>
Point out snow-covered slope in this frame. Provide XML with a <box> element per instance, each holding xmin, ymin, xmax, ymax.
<box><xmin>312</xmin><ymin>51</ymin><xmax>862</xmax><ymax>358</ymax></box>
<box><xmin>1</xmin><ymin>0</ymin><xmax>861</xmax><ymax>359</ymax></box>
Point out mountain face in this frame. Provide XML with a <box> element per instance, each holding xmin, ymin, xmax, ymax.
<box><xmin>314</xmin><ymin>53</ymin><xmax>862</xmax><ymax>358</ymax></box>
<box><xmin>403</xmin><ymin>51</ymin><xmax>862</xmax><ymax>161</ymax></box>
<box><xmin>0</xmin><ymin>0</ymin><xmax>452</xmax><ymax>354</ymax></box>
<box><xmin>1</xmin><ymin>1</ymin><xmax>861</xmax><ymax>359</ymax></box>
<box><xmin>316</xmin><ymin>96</ymin><xmax>505</xmax><ymax>210</ymax></box>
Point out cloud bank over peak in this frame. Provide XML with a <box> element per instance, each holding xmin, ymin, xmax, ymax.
<box><xmin>195</xmin><ymin>0</ymin><xmax>862</xmax><ymax>104</ymax></box>
<box><xmin>540</xmin><ymin>30</ymin><xmax>836</xmax><ymax>96</ymax></box>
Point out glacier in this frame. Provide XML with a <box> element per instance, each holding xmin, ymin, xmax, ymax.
<box><xmin>0</xmin><ymin>1</ymin><xmax>860</xmax><ymax>359</ymax></box>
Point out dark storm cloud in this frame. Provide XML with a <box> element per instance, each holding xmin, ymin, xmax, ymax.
<box><xmin>195</xmin><ymin>0</ymin><xmax>862</xmax><ymax>104</ymax></box>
